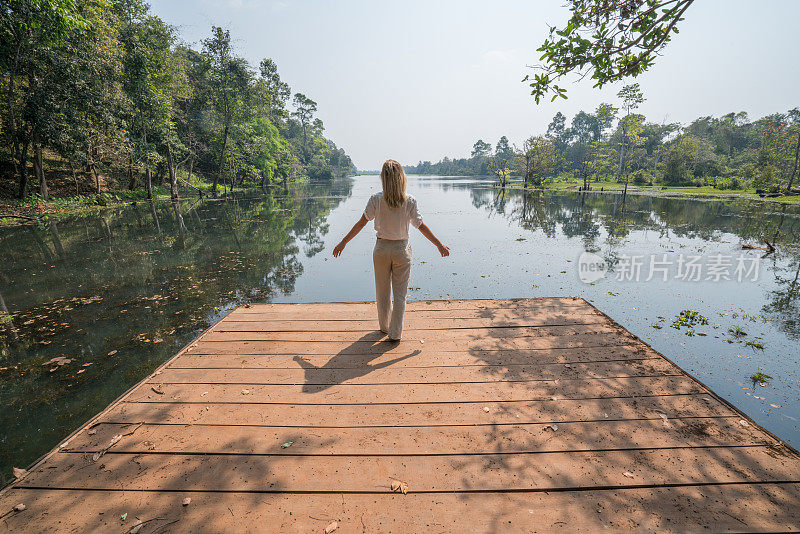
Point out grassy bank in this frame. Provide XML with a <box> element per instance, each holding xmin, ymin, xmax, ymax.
<box><xmin>511</xmin><ymin>177</ymin><xmax>800</xmax><ymax>204</ymax></box>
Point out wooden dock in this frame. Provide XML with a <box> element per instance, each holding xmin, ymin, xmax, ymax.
<box><xmin>2</xmin><ymin>298</ymin><xmax>799</xmax><ymax>532</ymax></box>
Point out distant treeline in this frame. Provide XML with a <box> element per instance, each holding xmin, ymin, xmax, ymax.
<box><xmin>406</xmin><ymin>85</ymin><xmax>800</xmax><ymax>193</ymax></box>
<box><xmin>0</xmin><ymin>0</ymin><xmax>355</xmax><ymax>200</ymax></box>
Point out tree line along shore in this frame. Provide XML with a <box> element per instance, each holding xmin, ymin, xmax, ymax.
<box><xmin>406</xmin><ymin>84</ymin><xmax>800</xmax><ymax>202</ymax></box>
<box><xmin>0</xmin><ymin>0</ymin><xmax>355</xmax><ymax>211</ymax></box>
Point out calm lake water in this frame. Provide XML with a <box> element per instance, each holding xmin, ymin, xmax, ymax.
<box><xmin>1</xmin><ymin>174</ymin><xmax>799</xmax><ymax>484</ymax></box>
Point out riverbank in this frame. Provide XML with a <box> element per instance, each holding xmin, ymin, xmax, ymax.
<box><xmin>0</xmin><ymin>181</ymin><xmax>259</xmax><ymax>227</ymax></box>
<box><xmin>514</xmin><ymin>177</ymin><xmax>800</xmax><ymax>204</ymax></box>
<box><xmin>5</xmin><ymin>175</ymin><xmax>800</xmax><ymax>228</ymax></box>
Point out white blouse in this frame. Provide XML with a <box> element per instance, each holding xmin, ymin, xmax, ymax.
<box><xmin>363</xmin><ymin>193</ymin><xmax>423</xmax><ymax>240</ymax></box>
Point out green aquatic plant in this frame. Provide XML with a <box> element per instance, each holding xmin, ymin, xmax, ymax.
<box><xmin>671</xmin><ymin>310</ymin><xmax>708</xmax><ymax>335</ymax></box>
<box><xmin>745</xmin><ymin>340</ymin><xmax>765</xmax><ymax>350</ymax></box>
<box><xmin>749</xmin><ymin>372</ymin><xmax>772</xmax><ymax>385</ymax></box>
<box><xmin>728</xmin><ymin>325</ymin><xmax>747</xmax><ymax>338</ymax></box>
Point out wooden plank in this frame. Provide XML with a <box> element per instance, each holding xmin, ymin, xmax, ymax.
<box><xmin>187</xmin><ymin>334</ymin><xmax>640</xmax><ymax>355</ymax></box>
<box><xmin>233</xmin><ymin>297</ymin><xmax>588</xmax><ymax>314</ymax></box>
<box><xmin>158</xmin><ymin>359</ymin><xmax>678</xmax><ymax>384</ymax></box>
<box><xmin>171</xmin><ymin>344</ymin><xmax>653</xmax><ymax>368</ymax></box>
<box><xmin>61</xmin><ymin>417</ymin><xmax>770</xmax><ymax>456</ymax></box>
<box><xmin>4</xmin><ymin>484</ymin><xmax>799</xmax><ymax>533</ymax></box>
<box><xmin>214</xmin><ymin>315</ymin><xmax>608</xmax><ymax>331</ymax></box>
<box><xmin>18</xmin><ymin>446</ymin><xmax>800</xmax><ymax>492</ymax></box>
<box><xmin>105</xmin><ymin>394</ymin><xmax>733</xmax><ymax>426</ymax></box>
<box><xmin>223</xmin><ymin>309</ymin><xmax>606</xmax><ymax>323</ymax></box>
<box><xmin>201</xmin><ymin>323</ymin><xmax>626</xmax><ymax>342</ymax></box>
<box><xmin>136</xmin><ymin>376</ymin><xmax>703</xmax><ymax>404</ymax></box>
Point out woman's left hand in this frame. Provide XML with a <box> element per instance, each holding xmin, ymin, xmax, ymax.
<box><xmin>437</xmin><ymin>244</ymin><xmax>450</xmax><ymax>257</ymax></box>
<box><xmin>332</xmin><ymin>241</ymin><xmax>346</xmax><ymax>257</ymax></box>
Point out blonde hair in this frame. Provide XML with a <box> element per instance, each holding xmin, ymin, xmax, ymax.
<box><xmin>380</xmin><ymin>159</ymin><xmax>408</xmax><ymax>208</ymax></box>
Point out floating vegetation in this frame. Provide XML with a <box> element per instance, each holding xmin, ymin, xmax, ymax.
<box><xmin>671</xmin><ymin>310</ymin><xmax>708</xmax><ymax>336</ymax></box>
<box><xmin>728</xmin><ymin>325</ymin><xmax>747</xmax><ymax>338</ymax></box>
<box><xmin>745</xmin><ymin>340</ymin><xmax>765</xmax><ymax>350</ymax></box>
<box><xmin>749</xmin><ymin>372</ymin><xmax>772</xmax><ymax>385</ymax></box>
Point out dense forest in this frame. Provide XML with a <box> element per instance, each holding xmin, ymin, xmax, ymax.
<box><xmin>407</xmin><ymin>84</ymin><xmax>800</xmax><ymax>196</ymax></box>
<box><xmin>0</xmin><ymin>0</ymin><xmax>354</xmax><ymax>203</ymax></box>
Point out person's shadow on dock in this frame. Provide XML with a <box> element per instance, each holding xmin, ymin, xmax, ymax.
<box><xmin>293</xmin><ymin>331</ymin><xmax>421</xmax><ymax>393</ymax></box>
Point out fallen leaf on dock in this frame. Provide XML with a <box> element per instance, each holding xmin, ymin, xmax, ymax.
<box><xmin>483</xmin><ymin>406</ymin><xmax>490</xmax><ymax>412</ymax></box>
<box><xmin>324</xmin><ymin>521</ymin><xmax>338</xmax><ymax>533</ymax></box>
<box><xmin>129</xmin><ymin>520</ymin><xmax>144</xmax><ymax>534</ymax></box>
<box><xmin>623</xmin><ymin>471</ymin><xmax>635</xmax><ymax>479</ymax></box>
<box><xmin>13</xmin><ymin>504</ymin><xmax>26</xmax><ymax>512</ymax></box>
<box><xmin>281</xmin><ymin>441</ymin><xmax>293</xmax><ymax>449</ymax></box>
<box><xmin>543</xmin><ymin>424</ymin><xmax>558</xmax><ymax>432</ymax></box>
<box><xmin>182</xmin><ymin>498</ymin><xmax>192</xmax><ymax>506</ymax></box>
<box><xmin>390</xmin><ymin>479</ymin><xmax>409</xmax><ymax>494</ymax></box>
<box><xmin>241</xmin><ymin>389</ymin><xmax>250</xmax><ymax>395</ymax></box>
<box><xmin>12</xmin><ymin>467</ymin><xmax>27</xmax><ymax>479</ymax></box>
<box><xmin>87</xmin><ymin>428</ymin><xmax>98</xmax><ymax>435</ymax></box>
<box><xmin>151</xmin><ymin>385</ymin><xmax>164</xmax><ymax>395</ymax></box>
<box><xmin>739</xmin><ymin>420</ymin><xmax>749</xmax><ymax>427</ymax></box>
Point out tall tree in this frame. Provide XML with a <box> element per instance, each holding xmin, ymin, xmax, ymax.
<box><xmin>291</xmin><ymin>92</ymin><xmax>317</xmax><ymax>164</ymax></box>
<box><xmin>202</xmin><ymin>26</ymin><xmax>251</xmax><ymax>196</ymax></box>
<box><xmin>1</xmin><ymin>0</ymin><xmax>88</xmax><ymax>198</ymax></box>
<box><xmin>471</xmin><ymin>139</ymin><xmax>492</xmax><ymax>158</ymax></box>
<box><xmin>617</xmin><ymin>83</ymin><xmax>645</xmax><ymax>179</ymax></box>
<box><xmin>519</xmin><ymin>136</ymin><xmax>555</xmax><ymax>188</ymax></box>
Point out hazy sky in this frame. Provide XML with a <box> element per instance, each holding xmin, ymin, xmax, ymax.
<box><xmin>148</xmin><ymin>0</ymin><xmax>800</xmax><ymax>170</ymax></box>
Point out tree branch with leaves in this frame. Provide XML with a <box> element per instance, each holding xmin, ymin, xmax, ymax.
<box><xmin>525</xmin><ymin>0</ymin><xmax>694</xmax><ymax>103</ymax></box>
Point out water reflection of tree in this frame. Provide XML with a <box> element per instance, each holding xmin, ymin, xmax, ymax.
<box><xmin>466</xmin><ymin>184</ymin><xmax>800</xmax><ymax>336</ymax></box>
<box><xmin>0</xmin><ymin>177</ymin><xmax>353</xmax><ymax>483</ymax></box>
<box><xmin>763</xmin><ymin>254</ymin><xmax>800</xmax><ymax>339</ymax></box>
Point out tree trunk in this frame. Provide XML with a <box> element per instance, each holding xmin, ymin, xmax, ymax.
<box><xmin>786</xmin><ymin>130</ymin><xmax>800</xmax><ymax>191</ymax></box>
<box><xmin>143</xmin><ymin>130</ymin><xmax>152</xmax><ymax>199</ymax></box>
<box><xmin>34</xmin><ymin>135</ymin><xmax>48</xmax><ymax>200</ymax></box>
<box><xmin>49</xmin><ymin>220</ymin><xmax>65</xmax><ymax>258</ymax></box>
<box><xmin>618</xmin><ymin>118</ymin><xmax>627</xmax><ymax>178</ymax></box>
<box><xmin>16</xmin><ymin>139</ymin><xmax>29</xmax><ymax>199</ymax></box>
<box><xmin>128</xmin><ymin>156</ymin><xmax>135</xmax><ymax>190</ymax></box>
<box><xmin>215</xmin><ymin>124</ymin><xmax>229</xmax><ymax>197</ymax></box>
<box><xmin>0</xmin><ymin>289</ymin><xmax>19</xmax><ymax>342</ymax></box>
<box><xmin>70</xmin><ymin>161</ymin><xmax>79</xmax><ymax>196</ymax></box>
<box><xmin>149</xmin><ymin>199</ymin><xmax>161</xmax><ymax>234</ymax></box>
<box><xmin>145</xmin><ymin>168</ymin><xmax>152</xmax><ymax>199</ymax></box>
<box><xmin>166</xmin><ymin>143</ymin><xmax>187</xmax><ymax>246</ymax></box>
<box><xmin>166</xmin><ymin>144</ymin><xmax>179</xmax><ymax>201</ymax></box>
<box><xmin>91</xmin><ymin>162</ymin><xmax>100</xmax><ymax>193</ymax></box>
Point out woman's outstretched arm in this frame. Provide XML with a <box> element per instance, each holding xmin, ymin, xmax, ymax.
<box><xmin>333</xmin><ymin>214</ymin><xmax>368</xmax><ymax>257</ymax></box>
<box><xmin>418</xmin><ymin>223</ymin><xmax>450</xmax><ymax>257</ymax></box>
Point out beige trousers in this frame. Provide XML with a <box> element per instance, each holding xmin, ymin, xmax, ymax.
<box><xmin>373</xmin><ymin>238</ymin><xmax>412</xmax><ymax>340</ymax></box>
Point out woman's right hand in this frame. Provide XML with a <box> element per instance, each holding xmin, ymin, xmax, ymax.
<box><xmin>332</xmin><ymin>241</ymin><xmax>345</xmax><ymax>257</ymax></box>
<box><xmin>437</xmin><ymin>244</ymin><xmax>450</xmax><ymax>257</ymax></box>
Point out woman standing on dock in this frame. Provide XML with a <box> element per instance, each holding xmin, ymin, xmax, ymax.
<box><xmin>333</xmin><ymin>160</ymin><xmax>450</xmax><ymax>341</ymax></box>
